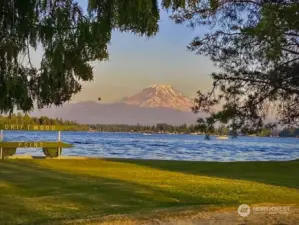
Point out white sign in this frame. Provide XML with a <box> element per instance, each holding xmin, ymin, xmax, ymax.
<box><xmin>238</xmin><ymin>204</ymin><xmax>251</xmax><ymax>217</ymax></box>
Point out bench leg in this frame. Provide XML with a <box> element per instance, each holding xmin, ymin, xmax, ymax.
<box><xmin>0</xmin><ymin>147</ymin><xmax>2</xmax><ymax>160</ymax></box>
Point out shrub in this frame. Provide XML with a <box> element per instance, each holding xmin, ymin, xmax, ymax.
<box><xmin>43</xmin><ymin>148</ymin><xmax>61</xmax><ymax>158</ymax></box>
<box><xmin>2</xmin><ymin>148</ymin><xmax>17</xmax><ymax>158</ymax></box>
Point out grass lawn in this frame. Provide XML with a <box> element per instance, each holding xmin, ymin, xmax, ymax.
<box><xmin>0</xmin><ymin>158</ymin><xmax>298</xmax><ymax>225</ymax></box>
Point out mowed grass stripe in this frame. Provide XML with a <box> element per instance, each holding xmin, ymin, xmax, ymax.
<box><xmin>0</xmin><ymin>159</ymin><xmax>298</xmax><ymax>225</ymax></box>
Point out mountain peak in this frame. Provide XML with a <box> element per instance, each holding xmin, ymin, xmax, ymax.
<box><xmin>120</xmin><ymin>84</ymin><xmax>194</xmax><ymax>112</ymax></box>
<box><xmin>149</xmin><ymin>84</ymin><xmax>173</xmax><ymax>89</ymax></box>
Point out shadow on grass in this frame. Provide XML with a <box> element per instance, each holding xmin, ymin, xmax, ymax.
<box><xmin>105</xmin><ymin>158</ymin><xmax>299</xmax><ymax>189</ymax></box>
<box><xmin>0</xmin><ymin>160</ymin><xmax>238</xmax><ymax>225</ymax></box>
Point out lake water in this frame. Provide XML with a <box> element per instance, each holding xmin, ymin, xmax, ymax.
<box><xmin>2</xmin><ymin>131</ymin><xmax>299</xmax><ymax>161</ymax></box>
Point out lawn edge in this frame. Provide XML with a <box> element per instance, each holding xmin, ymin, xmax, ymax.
<box><xmin>60</xmin><ymin>203</ymin><xmax>299</xmax><ymax>225</ymax></box>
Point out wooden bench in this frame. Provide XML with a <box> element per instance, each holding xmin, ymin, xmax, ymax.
<box><xmin>0</xmin><ymin>124</ymin><xmax>73</xmax><ymax>159</ymax></box>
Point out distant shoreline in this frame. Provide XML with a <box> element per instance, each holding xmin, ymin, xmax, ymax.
<box><xmin>5</xmin><ymin>129</ymin><xmax>299</xmax><ymax>138</ymax></box>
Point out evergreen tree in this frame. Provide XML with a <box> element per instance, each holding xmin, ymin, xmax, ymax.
<box><xmin>170</xmin><ymin>0</ymin><xmax>299</xmax><ymax>128</ymax></box>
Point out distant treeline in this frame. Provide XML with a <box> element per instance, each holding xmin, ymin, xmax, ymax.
<box><xmin>279</xmin><ymin>127</ymin><xmax>299</xmax><ymax>137</ymax></box>
<box><xmin>90</xmin><ymin>124</ymin><xmax>299</xmax><ymax>137</ymax></box>
<box><xmin>90</xmin><ymin>123</ymin><xmax>202</xmax><ymax>134</ymax></box>
<box><xmin>91</xmin><ymin>124</ymin><xmax>243</xmax><ymax>136</ymax></box>
<box><xmin>1</xmin><ymin>114</ymin><xmax>299</xmax><ymax>137</ymax></box>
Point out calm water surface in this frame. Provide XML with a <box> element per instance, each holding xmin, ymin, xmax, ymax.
<box><xmin>2</xmin><ymin>131</ymin><xmax>299</xmax><ymax>161</ymax></box>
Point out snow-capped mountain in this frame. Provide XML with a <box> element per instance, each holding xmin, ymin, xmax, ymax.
<box><xmin>120</xmin><ymin>84</ymin><xmax>195</xmax><ymax>112</ymax></box>
<box><xmin>31</xmin><ymin>84</ymin><xmax>200</xmax><ymax>125</ymax></box>
<box><xmin>31</xmin><ymin>101</ymin><xmax>199</xmax><ymax>125</ymax></box>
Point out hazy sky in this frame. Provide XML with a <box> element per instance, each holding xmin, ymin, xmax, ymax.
<box><xmin>31</xmin><ymin>3</ymin><xmax>216</xmax><ymax>103</ymax></box>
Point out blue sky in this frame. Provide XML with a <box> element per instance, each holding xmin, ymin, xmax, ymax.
<box><xmin>31</xmin><ymin>2</ymin><xmax>216</xmax><ymax>103</ymax></box>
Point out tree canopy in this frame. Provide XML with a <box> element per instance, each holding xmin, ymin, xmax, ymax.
<box><xmin>170</xmin><ymin>0</ymin><xmax>299</xmax><ymax>131</ymax></box>
<box><xmin>0</xmin><ymin>0</ymin><xmax>188</xmax><ymax>114</ymax></box>
<box><xmin>3</xmin><ymin>0</ymin><xmax>298</xmax><ymax>132</ymax></box>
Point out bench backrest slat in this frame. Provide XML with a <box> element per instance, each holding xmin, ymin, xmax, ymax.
<box><xmin>0</xmin><ymin>142</ymin><xmax>72</xmax><ymax>148</ymax></box>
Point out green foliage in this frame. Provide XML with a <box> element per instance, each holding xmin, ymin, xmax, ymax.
<box><xmin>171</xmin><ymin>0</ymin><xmax>299</xmax><ymax>129</ymax></box>
<box><xmin>42</xmin><ymin>147</ymin><xmax>60</xmax><ymax>158</ymax></box>
<box><xmin>0</xmin><ymin>0</ymin><xmax>187</xmax><ymax>114</ymax></box>
<box><xmin>216</xmin><ymin>125</ymin><xmax>229</xmax><ymax>136</ymax></box>
<box><xmin>1</xmin><ymin>148</ymin><xmax>16</xmax><ymax>158</ymax></box>
<box><xmin>279</xmin><ymin>127</ymin><xmax>299</xmax><ymax>137</ymax></box>
<box><xmin>257</xmin><ymin>128</ymin><xmax>271</xmax><ymax>137</ymax></box>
